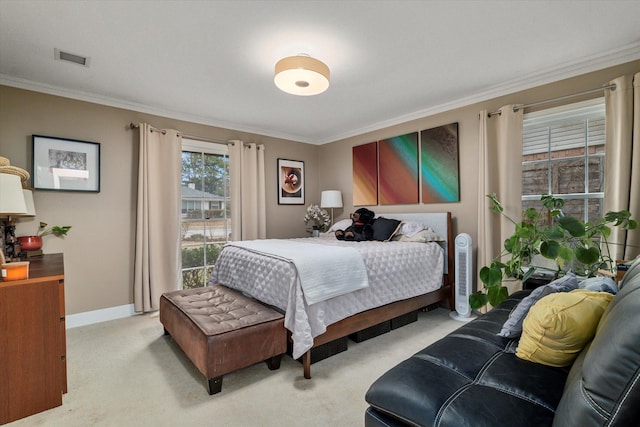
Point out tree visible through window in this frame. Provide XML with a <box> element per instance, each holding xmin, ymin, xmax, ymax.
<box><xmin>181</xmin><ymin>139</ymin><xmax>230</xmax><ymax>289</ymax></box>
<box><xmin>522</xmin><ymin>98</ymin><xmax>605</xmax><ymax>223</ymax></box>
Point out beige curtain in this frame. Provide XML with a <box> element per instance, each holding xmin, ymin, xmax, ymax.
<box><xmin>229</xmin><ymin>140</ymin><xmax>266</xmax><ymax>241</ymax></box>
<box><xmin>604</xmin><ymin>73</ymin><xmax>640</xmax><ymax>261</ymax></box>
<box><xmin>477</xmin><ymin>105</ymin><xmax>524</xmax><ymax>293</ymax></box>
<box><xmin>133</xmin><ymin>124</ymin><xmax>182</xmax><ymax>313</ymax></box>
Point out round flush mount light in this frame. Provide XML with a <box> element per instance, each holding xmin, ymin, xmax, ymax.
<box><xmin>274</xmin><ymin>54</ymin><xmax>330</xmax><ymax>96</ymax></box>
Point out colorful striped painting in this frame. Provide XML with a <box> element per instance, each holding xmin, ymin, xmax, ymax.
<box><xmin>420</xmin><ymin>123</ymin><xmax>460</xmax><ymax>203</ymax></box>
<box><xmin>352</xmin><ymin>141</ymin><xmax>378</xmax><ymax>206</ymax></box>
<box><xmin>378</xmin><ymin>133</ymin><xmax>419</xmax><ymax>205</ymax></box>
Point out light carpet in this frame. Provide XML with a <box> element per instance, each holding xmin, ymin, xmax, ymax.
<box><xmin>9</xmin><ymin>308</ymin><xmax>463</xmax><ymax>427</ymax></box>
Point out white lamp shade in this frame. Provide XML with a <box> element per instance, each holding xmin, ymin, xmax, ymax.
<box><xmin>321</xmin><ymin>190</ymin><xmax>343</xmax><ymax>208</ymax></box>
<box><xmin>0</xmin><ymin>174</ymin><xmax>27</xmax><ymax>216</ymax></box>
<box><xmin>22</xmin><ymin>189</ymin><xmax>36</xmax><ymax>216</ymax></box>
<box><xmin>274</xmin><ymin>55</ymin><xmax>330</xmax><ymax>96</ymax></box>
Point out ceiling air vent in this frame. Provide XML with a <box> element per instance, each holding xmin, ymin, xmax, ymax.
<box><xmin>54</xmin><ymin>48</ymin><xmax>90</xmax><ymax>67</ymax></box>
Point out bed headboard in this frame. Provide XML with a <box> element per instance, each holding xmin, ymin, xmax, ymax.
<box><xmin>388</xmin><ymin>212</ymin><xmax>454</xmax><ymax>285</ymax></box>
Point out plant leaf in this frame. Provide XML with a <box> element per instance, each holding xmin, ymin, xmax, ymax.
<box><xmin>504</xmin><ymin>235</ymin><xmax>520</xmax><ymax>253</ymax></box>
<box><xmin>516</xmin><ymin>222</ymin><xmax>535</xmax><ymax>239</ymax></box>
<box><xmin>575</xmin><ymin>246</ymin><xmax>600</xmax><ymax>264</ymax></box>
<box><xmin>469</xmin><ymin>292</ymin><xmax>488</xmax><ymax>310</ymax></box>
<box><xmin>546</xmin><ymin>225</ymin><xmax>565</xmax><ymax>240</ymax></box>
<box><xmin>542</xmin><ymin>194</ymin><xmax>564</xmax><ymax>210</ymax></box>
<box><xmin>558</xmin><ymin>246</ymin><xmax>574</xmax><ymax>262</ymax></box>
<box><xmin>479</xmin><ymin>265</ymin><xmax>502</xmax><ymax>287</ymax></box>
<box><xmin>558</xmin><ymin>216</ymin><xmax>586</xmax><ymax>237</ymax></box>
<box><xmin>540</xmin><ymin>240</ymin><xmax>560</xmax><ymax>259</ymax></box>
<box><xmin>524</xmin><ymin>208</ymin><xmax>539</xmax><ymax>221</ymax></box>
<box><xmin>487</xmin><ymin>285</ymin><xmax>509</xmax><ymax>307</ymax></box>
<box><xmin>486</xmin><ymin>193</ymin><xmax>504</xmax><ymax>214</ymax></box>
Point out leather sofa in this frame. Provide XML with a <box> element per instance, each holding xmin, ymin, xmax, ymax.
<box><xmin>364</xmin><ymin>257</ymin><xmax>640</xmax><ymax>427</ymax></box>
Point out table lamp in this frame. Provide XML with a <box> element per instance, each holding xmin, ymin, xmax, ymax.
<box><xmin>320</xmin><ymin>190</ymin><xmax>343</xmax><ymax>225</ymax></box>
<box><xmin>0</xmin><ymin>173</ymin><xmax>28</xmax><ymax>264</ymax></box>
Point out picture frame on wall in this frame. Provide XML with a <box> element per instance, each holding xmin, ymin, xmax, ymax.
<box><xmin>32</xmin><ymin>135</ymin><xmax>101</xmax><ymax>192</ymax></box>
<box><xmin>277</xmin><ymin>158</ymin><xmax>304</xmax><ymax>205</ymax></box>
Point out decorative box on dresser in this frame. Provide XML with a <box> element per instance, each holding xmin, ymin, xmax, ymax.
<box><xmin>0</xmin><ymin>253</ymin><xmax>66</xmax><ymax>425</ymax></box>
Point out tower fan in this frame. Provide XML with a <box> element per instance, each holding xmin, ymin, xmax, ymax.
<box><xmin>450</xmin><ymin>233</ymin><xmax>476</xmax><ymax>322</ymax></box>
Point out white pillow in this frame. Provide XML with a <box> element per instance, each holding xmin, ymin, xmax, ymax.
<box><xmin>393</xmin><ymin>228</ymin><xmax>444</xmax><ymax>243</ymax></box>
<box><xmin>327</xmin><ymin>219</ymin><xmax>352</xmax><ymax>233</ymax></box>
<box><xmin>396</xmin><ymin>221</ymin><xmax>428</xmax><ymax>237</ymax></box>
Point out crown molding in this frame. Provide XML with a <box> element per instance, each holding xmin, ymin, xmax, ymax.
<box><xmin>319</xmin><ymin>41</ymin><xmax>640</xmax><ymax>144</ymax></box>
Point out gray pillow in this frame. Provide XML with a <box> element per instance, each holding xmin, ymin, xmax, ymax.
<box><xmin>497</xmin><ymin>272</ymin><xmax>579</xmax><ymax>338</ymax></box>
<box><xmin>578</xmin><ymin>276</ymin><xmax>618</xmax><ymax>294</ymax></box>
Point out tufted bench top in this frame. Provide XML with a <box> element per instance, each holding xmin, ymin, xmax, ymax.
<box><xmin>162</xmin><ymin>285</ymin><xmax>283</xmax><ymax>336</ymax></box>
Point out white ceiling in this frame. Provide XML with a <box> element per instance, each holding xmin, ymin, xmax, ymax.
<box><xmin>1</xmin><ymin>1</ymin><xmax>639</xmax><ymax>145</ymax></box>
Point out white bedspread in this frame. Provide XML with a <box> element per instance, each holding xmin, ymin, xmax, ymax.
<box><xmin>226</xmin><ymin>240</ymin><xmax>368</xmax><ymax>305</ymax></box>
<box><xmin>210</xmin><ymin>236</ymin><xmax>444</xmax><ymax>359</ymax></box>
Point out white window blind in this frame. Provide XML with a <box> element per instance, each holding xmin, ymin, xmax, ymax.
<box><xmin>522</xmin><ymin>98</ymin><xmax>606</xmax><ymax>222</ymax></box>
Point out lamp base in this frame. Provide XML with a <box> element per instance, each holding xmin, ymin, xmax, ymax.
<box><xmin>0</xmin><ymin>224</ymin><xmax>4</xmax><ymax>265</ymax></box>
<box><xmin>2</xmin><ymin>220</ymin><xmax>20</xmax><ymax>262</ymax></box>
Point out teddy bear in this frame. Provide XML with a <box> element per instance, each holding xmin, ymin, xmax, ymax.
<box><xmin>335</xmin><ymin>208</ymin><xmax>376</xmax><ymax>241</ymax></box>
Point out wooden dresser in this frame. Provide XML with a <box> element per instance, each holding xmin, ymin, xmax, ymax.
<box><xmin>0</xmin><ymin>253</ymin><xmax>66</xmax><ymax>425</ymax></box>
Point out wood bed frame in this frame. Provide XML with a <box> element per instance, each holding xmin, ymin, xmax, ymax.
<box><xmin>300</xmin><ymin>212</ymin><xmax>455</xmax><ymax>378</ymax></box>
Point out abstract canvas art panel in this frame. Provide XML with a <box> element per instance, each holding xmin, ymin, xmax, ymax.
<box><xmin>352</xmin><ymin>142</ymin><xmax>378</xmax><ymax>206</ymax></box>
<box><xmin>378</xmin><ymin>132</ymin><xmax>419</xmax><ymax>205</ymax></box>
<box><xmin>420</xmin><ymin>123</ymin><xmax>460</xmax><ymax>203</ymax></box>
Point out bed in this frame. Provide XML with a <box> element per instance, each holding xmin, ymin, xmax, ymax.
<box><xmin>209</xmin><ymin>212</ymin><xmax>454</xmax><ymax>378</ymax></box>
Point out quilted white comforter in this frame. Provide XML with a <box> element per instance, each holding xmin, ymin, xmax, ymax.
<box><xmin>209</xmin><ymin>236</ymin><xmax>444</xmax><ymax>359</ymax></box>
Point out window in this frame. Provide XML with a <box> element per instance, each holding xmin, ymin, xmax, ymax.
<box><xmin>181</xmin><ymin>139</ymin><xmax>230</xmax><ymax>289</ymax></box>
<box><xmin>522</xmin><ymin>98</ymin><xmax>605</xmax><ymax>222</ymax></box>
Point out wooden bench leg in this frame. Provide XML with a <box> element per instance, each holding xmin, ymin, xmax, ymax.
<box><xmin>266</xmin><ymin>354</ymin><xmax>282</xmax><ymax>370</ymax></box>
<box><xmin>208</xmin><ymin>376</ymin><xmax>223</xmax><ymax>395</ymax></box>
<box><xmin>303</xmin><ymin>351</ymin><xmax>311</xmax><ymax>379</ymax></box>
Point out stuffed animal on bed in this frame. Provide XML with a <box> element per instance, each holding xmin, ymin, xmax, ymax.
<box><xmin>335</xmin><ymin>208</ymin><xmax>376</xmax><ymax>241</ymax></box>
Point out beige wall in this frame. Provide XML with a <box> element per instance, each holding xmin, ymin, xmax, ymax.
<box><xmin>319</xmin><ymin>60</ymin><xmax>640</xmax><ymax>270</ymax></box>
<box><xmin>0</xmin><ymin>86</ymin><xmax>319</xmax><ymax>314</ymax></box>
<box><xmin>1</xmin><ymin>59</ymin><xmax>638</xmax><ymax>315</ymax></box>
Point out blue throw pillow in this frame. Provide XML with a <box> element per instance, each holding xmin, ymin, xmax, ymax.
<box><xmin>497</xmin><ymin>272</ymin><xmax>579</xmax><ymax>338</ymax></box>
<box><xmin>578</xmin><ymin>276</ymin><xmax>618</xmax><ymax>294</ymax></box>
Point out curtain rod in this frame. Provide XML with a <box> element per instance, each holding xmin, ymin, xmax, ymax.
<box><xmin>488</xmin><ymin>83</ymin><xmax>617</xmax><ymax>117</ymax></box>
<box><xmin>182</xmin><ymin>133</ymin><xmax>230</xmax><ymax>145</ymax></box>
<box><xmin>128</xmin><ymin>122</ymin><xmax>166</xmax><ymax>134</ymax></box>
<box><xmin>128</xmin><ymin>123</ymin><xmax>243</xmax><ymax>146</ymax></box>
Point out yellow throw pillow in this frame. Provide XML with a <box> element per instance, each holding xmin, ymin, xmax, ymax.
<box><xmin>516</xmin><ymin>290</ymin><xmax>613</xmax><ymax>367</ymax></box>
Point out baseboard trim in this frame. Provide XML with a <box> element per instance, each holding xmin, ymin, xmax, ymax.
<box><xmin>66</xmin><ymin>304</ymin><xmax>137</xmax><ymax>329</ymax></box>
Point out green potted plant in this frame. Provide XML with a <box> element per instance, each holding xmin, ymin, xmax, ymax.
<box><xmin>17</xmin><ymin>222</ymin><xmax>72</xmax><ymax>252</ymax></box>
<box><xmin>469</xmin><ymin>194</ymin><xmax>637</xmax><ymax>310</ymax></box>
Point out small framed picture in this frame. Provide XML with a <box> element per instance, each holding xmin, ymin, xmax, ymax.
<box><xmin>277</xmin><ymin>158</ymin><xmax>304</xmax><ymax>205</ymax></box>
<box><xmin>32</xmin><ymin>135</ymin><xmax>101</xmax><ymax>192</ymax></box>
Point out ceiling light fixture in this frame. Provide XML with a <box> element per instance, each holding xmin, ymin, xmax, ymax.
<box><xmin>274</xmin><ymin>54</ymin><xmax>330</xmax><ymax>96</ymax></box>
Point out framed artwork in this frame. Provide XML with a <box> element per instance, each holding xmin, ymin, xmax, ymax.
<box><xmin>32</xmin><ymin>135</ymin><xmax>101</xmax><ymax>192</ymax></box>
<box><xmin>378</xmin><ymin>132</ymin><xmax>419</xmax><ymax>205</ymax></box>
<box><xmin>277</xmin><ymin>158</ymin><xmax>304</xmax><ymax>205</ymax></box>
<box><xmin>352</xmin><ymin>141</ymin><xmax>378</xmax><ymax>206</ymax></box>
<box><xmin>420</xmin><ymin>123</ymin><xmax>460</xmax><ymax>203</ymax></box>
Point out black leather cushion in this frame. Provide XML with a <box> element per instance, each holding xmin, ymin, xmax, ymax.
<box><xmin>371</xmin><ymin>217</ymin><xmax>402</xmax><ymax>241</ymax></box>
<box><xmin>365</xmin><ymin>291</ymin><xmax>571</xmax><ymax>427</ymax></box>
<box><xmin>552</xmin><ymin>266</ymin><xmax>640</xmax><ymax>426</ymax></box>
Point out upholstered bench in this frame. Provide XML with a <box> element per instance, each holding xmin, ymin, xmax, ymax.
<box><xmin>159</xmin><ymin>284</ymin><xmax>287</xmax><ymax>394</ymax></box>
